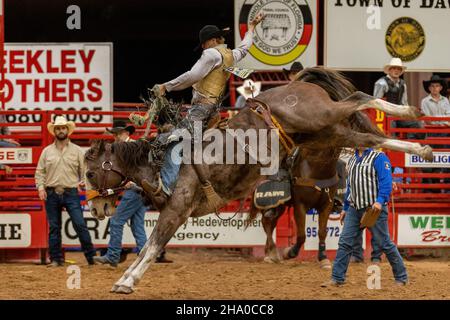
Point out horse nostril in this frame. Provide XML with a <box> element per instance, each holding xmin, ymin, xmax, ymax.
<box><xmin>87</xmin><ymin>172</ymin><xmax>95</xmax><ymax>179</ymax></box>
<box><xmin>91</xmin><ymin>208</ymin><xmax>98</xmax><ymax>218</ymax></box>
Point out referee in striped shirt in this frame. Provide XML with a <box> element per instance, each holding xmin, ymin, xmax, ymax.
<box><xmin>322</xmin><ymin>147</ymin><xmax>408</xmax><ymax>287</ymax></box>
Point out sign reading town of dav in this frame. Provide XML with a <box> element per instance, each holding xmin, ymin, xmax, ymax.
<box><xmin>304</xmin><ymin>212</ymin><xmax>366</xmax><ymax>250</ymax></box>
<box><xmin>62</xmin><ymin>211</ymin><xmax>270</xmax><ymax>246</ymax></box>
<box><xmin>2</xmin><ymin>43</ymin><xmax>113</xmax><ymax>127</ymax></box>
<box><xmin>234</xmin><ymin>0</ymin><xmax>317</xmax><ymax>69</ymax></box>
<box><xmin>405</xmin><ymin>152</ymin><xmax>450</xmax><ymax>168</ymax></box>
<box><xmin>0</xmin><ymin>213</ymin><xmax>31</xmax><ymax>248</ymax></box>
<box><xmin>0</xmin><ymin>148</ymin><xmax>32</xmax><ymax>164</ymax></box>
<box><xmin>398</xmin><ymin>214</ymin><xmax>450</xmax><ymax>247</ymax></box>
<box><xmin>325</xmin><ymin>1</ymin><xmax>450</xmax><ymax>72</ymax></box>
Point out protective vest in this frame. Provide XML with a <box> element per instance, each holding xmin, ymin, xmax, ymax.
<box><xmin>383</xmin><ymin>76</ymin><xmax>405</xmax><ymax>105</ymax></box>
<box><xmin>193</xmin><ymin>46</ymin><xmax>234</xmax><ymax>105</ymax></box>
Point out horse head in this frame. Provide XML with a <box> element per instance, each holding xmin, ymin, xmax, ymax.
<box><xmin>84</xmin><ymin>139</ymin><xmax>154</xmax><ymax>220</ymax></box>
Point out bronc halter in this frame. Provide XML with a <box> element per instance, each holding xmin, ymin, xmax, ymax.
<box><xmin>86</xmin><ymin>143</ymin><xmax>130</xmax><ymax>201</ymax></box>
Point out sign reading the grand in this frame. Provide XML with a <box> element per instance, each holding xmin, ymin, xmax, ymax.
<box><xmin>235</xmin><ymin>0</ymin><xmax>317</xmax><ymax>69</ymax></box>
<box><xmin>325</xmin><ymin>1</ymin><xmax>450</xmax><ymax>72</ymax></box>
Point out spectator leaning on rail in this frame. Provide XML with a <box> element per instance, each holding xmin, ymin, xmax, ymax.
<box><xmin>373</xmin><ymin>58</ymin><xmax>422</xmax><ymax>140</ymax></box>
<box><xmin>35</xmin><ymin>116</ymin><xmax>96</xmax><ymax>267</ymax></box>
<box><xmin>140</xmin><ymin>13</ymin><xmax>265</xmax><ymax>205</ymax></box>
<box><xmin>234</xmin><ymin>79</ymin><xmax>262</xmax><ymax>109</ymax></box>
<box><xmin>282</xmin><ymin>61</ymin><xmax>304</xmax><ymax>81</ymax></box>
<box><xmin>420</xmin><ymin>75</ymin><xmax>450</xmax><ymax>192</ymax></box>
<box><xmin>0</xmin><ymin>114</ymin><xmax>21</xmax><ymax>147</ymax></box>
<box><xmin>321</xmin><ymin>147</ymin><xmax>408</xmax><ymax>287</ymax></box>
<box><xmin>94</xmin><ymin>120</ymin><xmax>172</xmax><ymax>267</ymax></box>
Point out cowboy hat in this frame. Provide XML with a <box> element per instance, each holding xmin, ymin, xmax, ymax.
<box><xmin>105</xmin><ymin>120</ymin><xmax>136</xmax><ymax>135</ymax></box>
<box><xmin>237</xmin><ymin>79</ymin><xmax>262</xmax><ymax>100</ymax></box>
<box><xmin>283</xmin><ymin>61</ymin><xmax>304</xmax><ymax>75</ymax></box>
<box><xmin>383</xmin><ymin>58</ymin><xmax>407</xmax><ymax>75</ymax></box>
<box><xmin>194</xmin><ymin>25</ymin><xmax>231</xmax><ymax>50</ymax></box>
<box><xmin>47</xmin><ymin>116</ymin><xmax>76</xmax><ymax>136</ymax></box>
<box><xmin>423</xmin><ymin>75</ymin><xmax>448</xmax><ymax>94</ymax></box>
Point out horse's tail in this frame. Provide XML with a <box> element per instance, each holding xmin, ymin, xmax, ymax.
<box><xmin>297</xmin><ymin>66</ymin><xmax>388</xmax><ymax>139</ymax></box>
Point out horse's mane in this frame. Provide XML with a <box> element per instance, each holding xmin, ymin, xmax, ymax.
<box><xmin>86</xmin><ymin>139</ymin><xmax>152</xmax><ymax>173</ymax></box>
<box><xmin>297</xmin><ymin>67</ymin><xmax>388</xmax><ymax>139</ymax></box>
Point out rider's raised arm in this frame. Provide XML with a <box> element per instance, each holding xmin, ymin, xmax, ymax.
<box><xmin>232</xmin><ymin>30</ymin><xmax>254</xmax><ymax>63</ymax></box>
<box><xmin>164</xmin><ymin>49</ymin><xmax>222</xmax><ymax>92</ymax></box>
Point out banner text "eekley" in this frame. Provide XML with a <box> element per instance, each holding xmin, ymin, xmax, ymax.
<box><xmin>2</xmin><ymin>49</ymin><xmax>95</xmax><ymax>73</ymax></box>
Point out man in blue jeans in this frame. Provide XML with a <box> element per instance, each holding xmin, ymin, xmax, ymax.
<box><xmin>35</xmin><ymin>116</ymin><xmax>96</xmax><ymax>266</ymax></box>
<box><xmin>322</xmin><ymin>147</ymin><xmax>408</xmax><ymax>287</ymax></box>
<box><xmin>94</xmin><ymin>121</ymin><xmax>172</xmax><ymax>267</ymax></box>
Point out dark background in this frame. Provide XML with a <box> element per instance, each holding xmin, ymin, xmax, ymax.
<box><xmin>5</xmin><ymin>0</ymin><xmax>382</xmax><ymax>104</ymax></box>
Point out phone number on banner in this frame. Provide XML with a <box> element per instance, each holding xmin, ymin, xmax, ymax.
<box><xmin>4</xmin><ymin>107</ymin><xmax>105</xmax><ymax>123</ymax></box>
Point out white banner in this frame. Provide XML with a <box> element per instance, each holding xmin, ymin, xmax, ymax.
<box><xmin>304</xmin><ymin>212</ymin><xmax>366</xmax><ymax>250</ymax></box>
<box><xmin>234</xmin><ymin>0</ymin><xmax>317</xmax><ymax>70</ymax></box>
<box><xmin>62</xmin><ymin>211</ymin><xmax>269</xmax><ymax>246</ymax></box>
<box><xmin>0</xmin><ymin>148</ymin><xmax>32</xmax><ymax>164</ymax></box>
<box><xmin>397</xmin><ymin>214</ymin><xmax>450</xmax><ymax>246</ymax></box>
<box><xmin>2</xmin><ymin>43</ymin><xmax>113</xmax><ymax>125</ymax></box>
<box><xmin>0</xmin><ymin>213</ymin><xmax>31</xmax><ymax>247</ymax></box>
<box><xmin>405</xmin><ymin>152</ymin><xmax>450</xmax><ymax>168</ymax></box>
<box><xmin>325</xmin><ymin>1</ymin><xmax>450</xmax><ymax>72</ymax></box>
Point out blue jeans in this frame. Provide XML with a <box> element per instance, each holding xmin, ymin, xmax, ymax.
<box><xmin>104</xmin><ymin>190</ymin><xmax>147</xmax><ymax>264</ymax></box>
<box><xmin>0</xmin><ymin>140</ymin><xmax>16</xmax><ymax>147</ymax></box>
<box><xmin>351</xmin><ymin>230</ymin><xmax>382</xmax><ymax>262</ymax></box>
<box><xmin>45</xmin><ymin>188</ymin><xmax>96</xmax><ymax>262</ymax></box>
<box><xmin>161</xmin><ymin>142</ymin><xmax>182</xmax><ymax>195</ymax></box>
<box><xmin>332</xmin><ymin>205</ymin><xmax>408</xmax><ymax>283</ymax></box>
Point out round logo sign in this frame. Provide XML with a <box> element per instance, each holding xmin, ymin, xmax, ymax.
<box><xmin>385</xmin><ymin>17</ymin><xmax>425</xmax><ymax>62</ymax></box>
<box><xmin>238</xmin><ymin>0</ymin><xmax>313</xmax><ymax>66</ymax></box>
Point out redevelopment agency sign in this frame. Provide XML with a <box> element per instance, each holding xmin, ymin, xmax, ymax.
<box><xmin>62</xmin><ymin>211</ymin><xmax>269</xmax><ymax>246</ymax></box>
<box><xmin>325</xmin><ymin>1</ymin><xmax>450</xmax><ymax>72</ymax></box>
<box><xmin>405</xmin><ymin>152</ymin><xmax>450</xmax><ymax>168</ymax></box>
<box><xmin>0</xmin><ymin>213</ymin><xmax>31</xmax><ymax>248</ymax></box>
<box><xmin>398</xmin><ymin>214</ymin><xmax>450</xmax><ymax>247</ymax></box>
<box><xmin>234</xmin><ymin>0</ymin><xmax>317</xmax><ymax>69</ymax></box>
<box><xmin>2</xmin><ymin>43</ymin><xmax>113</xmax><ymax>126</ymax></box>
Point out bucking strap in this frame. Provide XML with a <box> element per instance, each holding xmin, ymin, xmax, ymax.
<box><xmin>293</xmin><ymin>174</ymin><xmax>339</xmax><ymax>191</ymax></box>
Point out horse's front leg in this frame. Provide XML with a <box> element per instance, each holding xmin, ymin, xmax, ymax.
<box><xmin>262</xmin><ymin>206</ymin><xmax>284</xmax><ymax>263</ymax></box>
<box><xmin>283</xmin><ymin>202</ymin><xmax>306</xmax><ymax>260</ymax></box>
<box><xmin>112</xmin><ymin>206</ymin><xmax>192</xmax><ymax>294</ymax></box>
<box><xmin>317</xmin><ymin>196</ymin><xmax>334</xmax><ymax>269</ymax></box>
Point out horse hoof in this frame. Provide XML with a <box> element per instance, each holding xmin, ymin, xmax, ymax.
<box><xmin>263</xmin><ymin>256</ymin><xmax>279</xmax><ymax>264</ymax></box>
<box><xmin>110</xmin><ymin>284</ymin><xmax>120</xmax><ymax>293</ymax></box>
<box><xmin>320</xmin><ymin>259</ymin><xmax>331</xmax><ymax>269</ymax></box>
<box><xmin>114</xmin><ymin>285</ymin><xmax>134</xmax><ymax>294</ymax></box>
<box><xmin>420</xmin><ymin>145</ymin><xmax>433</xmax><ymax>162</ymax></box>
<box><xmin>282</xmin><ymin>247</ymin><xmax>295</xmax><ymax>260</ymax></box>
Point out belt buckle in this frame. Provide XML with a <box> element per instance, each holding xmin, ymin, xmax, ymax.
<box><xmin>55</xmin><ymin>186</ymin><xmax>65</xmax><ymax>195</ymax></box>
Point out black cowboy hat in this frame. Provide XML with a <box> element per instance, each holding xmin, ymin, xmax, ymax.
<box><xmin>423</xmin><ymin>75</ymin><xmax>448</xmax><ymax>94</ymax></box>
<box><xmin>105</xmin><ymin>120</ymin><xmax>135</xmax><ymax>135</ymax></box>
<box><xmin>283</xmin><ymin>61</ymin><xmax>304</xmax><ymax>75</ymax></box>
<box><xmin>194</xmin><ymin>25</ymin><xmax>231</xmax><ymax>51</ymax></box>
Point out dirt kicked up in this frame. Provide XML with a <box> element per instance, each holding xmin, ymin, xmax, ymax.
<box><xmin>0</xmin><ymin>249</ymin><xmax>448</xmax><ymax>300</ymax></box>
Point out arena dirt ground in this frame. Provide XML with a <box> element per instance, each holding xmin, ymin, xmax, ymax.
<box><xmin>0</xmin><ymin>248</ymin><xmax>448</xmax><ymax>300</ymax></box>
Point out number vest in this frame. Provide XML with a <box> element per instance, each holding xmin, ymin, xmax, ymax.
<box><xmin>193</xmin><ymin>46</ymin><xmax>234</xmax><ymax>105</ymax></box>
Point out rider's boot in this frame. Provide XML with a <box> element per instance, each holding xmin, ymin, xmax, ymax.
<box><xmin>141</xmin><ymin>178</ymin><xmax>168</xmax><ymax>210</ymax></box>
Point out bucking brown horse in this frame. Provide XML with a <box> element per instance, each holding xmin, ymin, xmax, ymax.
<box><xmin>85</xmin><ymin>67</ymin><xmax>433</xmax><ymax>294</ymax></box>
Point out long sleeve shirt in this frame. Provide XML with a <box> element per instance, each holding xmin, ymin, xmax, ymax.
<box><xmin>164</xmin><ymin>31</ymin><xmax>254</xmax><ymax>102</ymax></box>
<box><xmin>35</xmin><ymin>141</ymin><xmax>86</xmax><ymax>191</ymax></box>
<box><xmin>373</xmin><ymin>76</ymin><xmax>408</xmax><ymax>105</ymax></box>
<box><xmin>343</xmin><ymin>149</ymin><xmax>393</xmax><ymax>211</ymax></box>
<box><xmin>421</xmin><ymin>94</ymin><xmax>450</xmax><ymax>125</ymax></box>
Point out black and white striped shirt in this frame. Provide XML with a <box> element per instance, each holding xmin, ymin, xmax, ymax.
<box><xmin>346</xmin><ymin>150</ymin><xmax>381</xmax><ymax>210</ymax></box>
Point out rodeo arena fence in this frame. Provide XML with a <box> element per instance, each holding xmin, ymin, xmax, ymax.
<box><xmin>0</xmin><ymin>73</ymin><xmax>449</xmax><ymax>263</ymax></box>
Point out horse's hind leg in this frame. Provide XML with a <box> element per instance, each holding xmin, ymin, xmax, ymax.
<box><xmin>111</xmin><ymin>207</ymin><xmax>192</xmax><ymax>294</ymax></box>
<box><xmin>342</xmin><ymin>91</ymin><xmax>422</xmax><ymax>119</ymax></box>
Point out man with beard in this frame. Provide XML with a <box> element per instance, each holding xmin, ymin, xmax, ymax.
<box><xmin>35</xmin><ymin>116</ymin><xmax>96</xmax><ymax>267</ymax></box>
